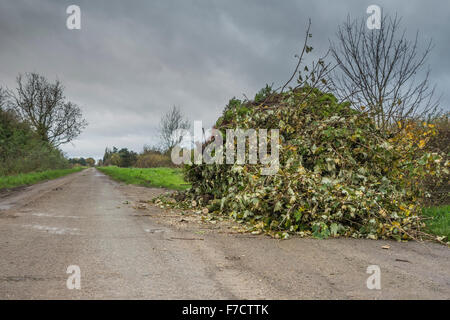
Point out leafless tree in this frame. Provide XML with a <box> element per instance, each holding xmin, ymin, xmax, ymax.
<box><xmin>330</xmin><ymin>14</ymin><xmax>440</xmax><ymax>131</ymax></box>
<box><xmin>7</xmin><ymin>73</ymin><xmax>87</xmax><ymax>146</ymax></box>
<box><xmin>159</xmin><ymin>105</ymin><xmax>190</xmax><ymax>152</ymax></box>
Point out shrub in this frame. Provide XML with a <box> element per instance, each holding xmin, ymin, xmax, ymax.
<box><xmin>135</xmin><ymin>152</ymin><xmax>174</xmax><ymax>168</ymax></box>
<box><xmin>133</xmin><ymin>146</ymin><xmax>175</xmax><ymax>168</ymax></box>
<box><xmin>0</xmin><ymin>108</ymin><xmax>69</xmax><ymax>175</ymax></box>
<box><xmin>422</xmin><ymin>115</ymin><xmax>450</xmax><ymax>206</ymax></box>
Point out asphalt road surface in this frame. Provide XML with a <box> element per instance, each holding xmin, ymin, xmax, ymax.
<box><xmin>0</xmin><ymin>168</ymin><xmax>449</xmax><ymax>299</ymax></box>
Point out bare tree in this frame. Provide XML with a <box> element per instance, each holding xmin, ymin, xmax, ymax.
<box><xmin>330</xmin><ymin>14</ymin><xmax>440</xmax><ymax>131</ymax></box>
<box><xmin>7</xmin><ymin>73</ymin><xmax>87</xmax><ymax>146</ymax></box>
<box><xmin>159</xmin><ymin>105</ymin><xmax>190</xmax><ymax>152</ymax></box>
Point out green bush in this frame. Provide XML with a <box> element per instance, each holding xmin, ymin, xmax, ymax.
<box><xmin>135</xmin><ymin>152</ymin><xmax>174</xmax><ymax>168</ymax></box>
<box><xmin>423</xmin><ymin>115</ymin><xmax>450</xmax><ymax>206</ymax></box>
<box><xmin>0</xmin><ymin>108</ymin><xmax>69</xmax><ymax>175</ymax></box>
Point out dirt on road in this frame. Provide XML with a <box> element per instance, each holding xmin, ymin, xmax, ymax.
<box><xmin>0</xmin><ymin>168</ymin><xmax>448</xmax><ymax>299</ymax></box>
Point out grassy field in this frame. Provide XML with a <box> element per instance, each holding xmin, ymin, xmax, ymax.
<box><xmin>97</xmin><ymin>166</ymin><xmax>190</xmax><ymax>190</ymax></box>
<box><xmin>0</xmin><ymin>167</ymin><xmax>85</xmax><ymax>190</ymax></box>
<box><xmin>422</xmin><ymin>205</ymin><xmax>450</xmax><ymax>240</ymax></box>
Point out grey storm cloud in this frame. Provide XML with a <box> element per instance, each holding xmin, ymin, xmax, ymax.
<box><xmin>0</xmin><ymin>0</ymin><xmax>449</xmax><ymax>159</ymax></box>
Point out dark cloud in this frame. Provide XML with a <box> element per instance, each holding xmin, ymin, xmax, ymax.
<box><xmin>0</xmin><ymin>0</ymin><xmax>448</xmax><ymax>159</ymax></box>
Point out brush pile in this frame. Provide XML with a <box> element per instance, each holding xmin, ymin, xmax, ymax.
<box><xmin>166</xmin><ymin>87</ymin><xmax>447</xmax><ymax>240</ymax></box>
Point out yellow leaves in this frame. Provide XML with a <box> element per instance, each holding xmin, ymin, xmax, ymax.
<box><xmin>287</xmin><ymin>145</ymin><xmax>297</xmax><ymax>151</ymax></box>
<box><xmin>418</xmin><ymin>139</ymin><xmax>426</xmax><ymax>149</ymax></box>
<box><xmin>393</xmin><ymin>120</ymin><xmax>438</xmax><ymax>151</ymax></box>
<box><xmin>406</xmin><ymin>131</ymin><xmax>414</xmax><ymax>140</ymax></box>
<box><xmin>297</xmin><ymin>165</ymin><xmax>306</xmax><ymax>174</ymax></box>
<box><xmin>254</xmin><ymin>221</ymin><xmax>265</xmax><ymax>230</ymax></box>
<box><xmin>390</xmin><ymin>221</ymin><xmax>401</xmax><ymax>231</ymax></box>
<box><xmin>399</xmin><ymin>205</ymin><xmax>411</xmax><ymax>216</ymax></box>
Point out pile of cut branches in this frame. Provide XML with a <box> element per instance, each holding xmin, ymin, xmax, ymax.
<box><xmin>158</xmin><ymin>86</ymin><xmax>447</xmax><ymax>241</ymax></box>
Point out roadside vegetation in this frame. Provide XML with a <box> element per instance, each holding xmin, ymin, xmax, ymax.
<box><xmin>97</xmin><ymin>166</ymin><xmax>189</xmax><ymax>191</ymax></box>
<box><xmin>0</xmin><ymin>102</ymin><xmax>70</xmax><ymax>175</ymax></box>
<box><xmin>0</xmin><ymin>167</ymin><xmax>85</xmax><ymax>190</ymax></box>
<box><xmin>422</xmin><ymin>205</ymin><xmax>450</xmax><ymax>240</ymax></box>
<box><xmin>0</xmin><ymin>73</ymin><xmax>89</xmax><ymax>187</ymax></box>
<box><xmin>69</xmin><ymin>157</ymin><xmax>96</xmax><ymax>167</ymax></box>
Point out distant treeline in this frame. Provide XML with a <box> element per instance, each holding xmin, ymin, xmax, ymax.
<box><xmin>101</xmin><ymin>146</ymin><xmax>174</xmax><ymax>168</ymax></box>
<box><xmin>69</xmin><ymin>157</ymin><xmax>96</xmax><ymax>167</ymax></box>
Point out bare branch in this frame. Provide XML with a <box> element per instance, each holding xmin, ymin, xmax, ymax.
<box><xmin>280</xmin><ymin>19</ymin><xmax>312</xmax><ymax>93</ymax></box>
<box><xmin>330</xmin><ymin>14</ymin><xmax>440</xmax><ymax>131</ymax></box>
<box><xmin>159</xmin><ymin>105</ymin><xmax>190</xmax><ymax>152</ymax></box>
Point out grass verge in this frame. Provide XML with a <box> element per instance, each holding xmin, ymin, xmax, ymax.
<box><xmin>422</xmin><ymin>205</ymin><xmax>450</xmax><ymax>240</ymax></box>
<box><xmin>0</xmin><ymin>167</ymin><xmax>85</xmax><ymax>190</ymax></box>
<box><xmin>97</xmin><ymin>166</ymin><xmax>190</xmax><ymax>191</ymax></box>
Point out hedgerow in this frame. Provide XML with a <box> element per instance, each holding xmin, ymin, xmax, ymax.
<box><xmin>0</xmin><ymin>108</ymin><xmax>69</xmax><ymax>175</ymax></box>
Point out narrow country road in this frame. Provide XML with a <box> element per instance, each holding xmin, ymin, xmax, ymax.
<box><xmin>0</xmin><ymin>168</ymin><xmax>449</xmax><ymax>299</ymax></box>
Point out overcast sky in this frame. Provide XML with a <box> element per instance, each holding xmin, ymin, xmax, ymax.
<box><xmin>1</xmin><ymin>0</ymin><xmax>449</xmax><ymax>160</ymax></box>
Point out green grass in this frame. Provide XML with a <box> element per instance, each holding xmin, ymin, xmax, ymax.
<box><xmin>0</xmin><ymin>167</ymin><xmax>86</xmax><ymax>190</ymax></box>
<box><xmin>422</xmin><ymin>205</ymin><xmax>450</xmax><ymax>240</ymax></box>
<box><xmin>97</xmin><ymin>166</ymin><xmax>190</xmax><ymax>191</ymax></box>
